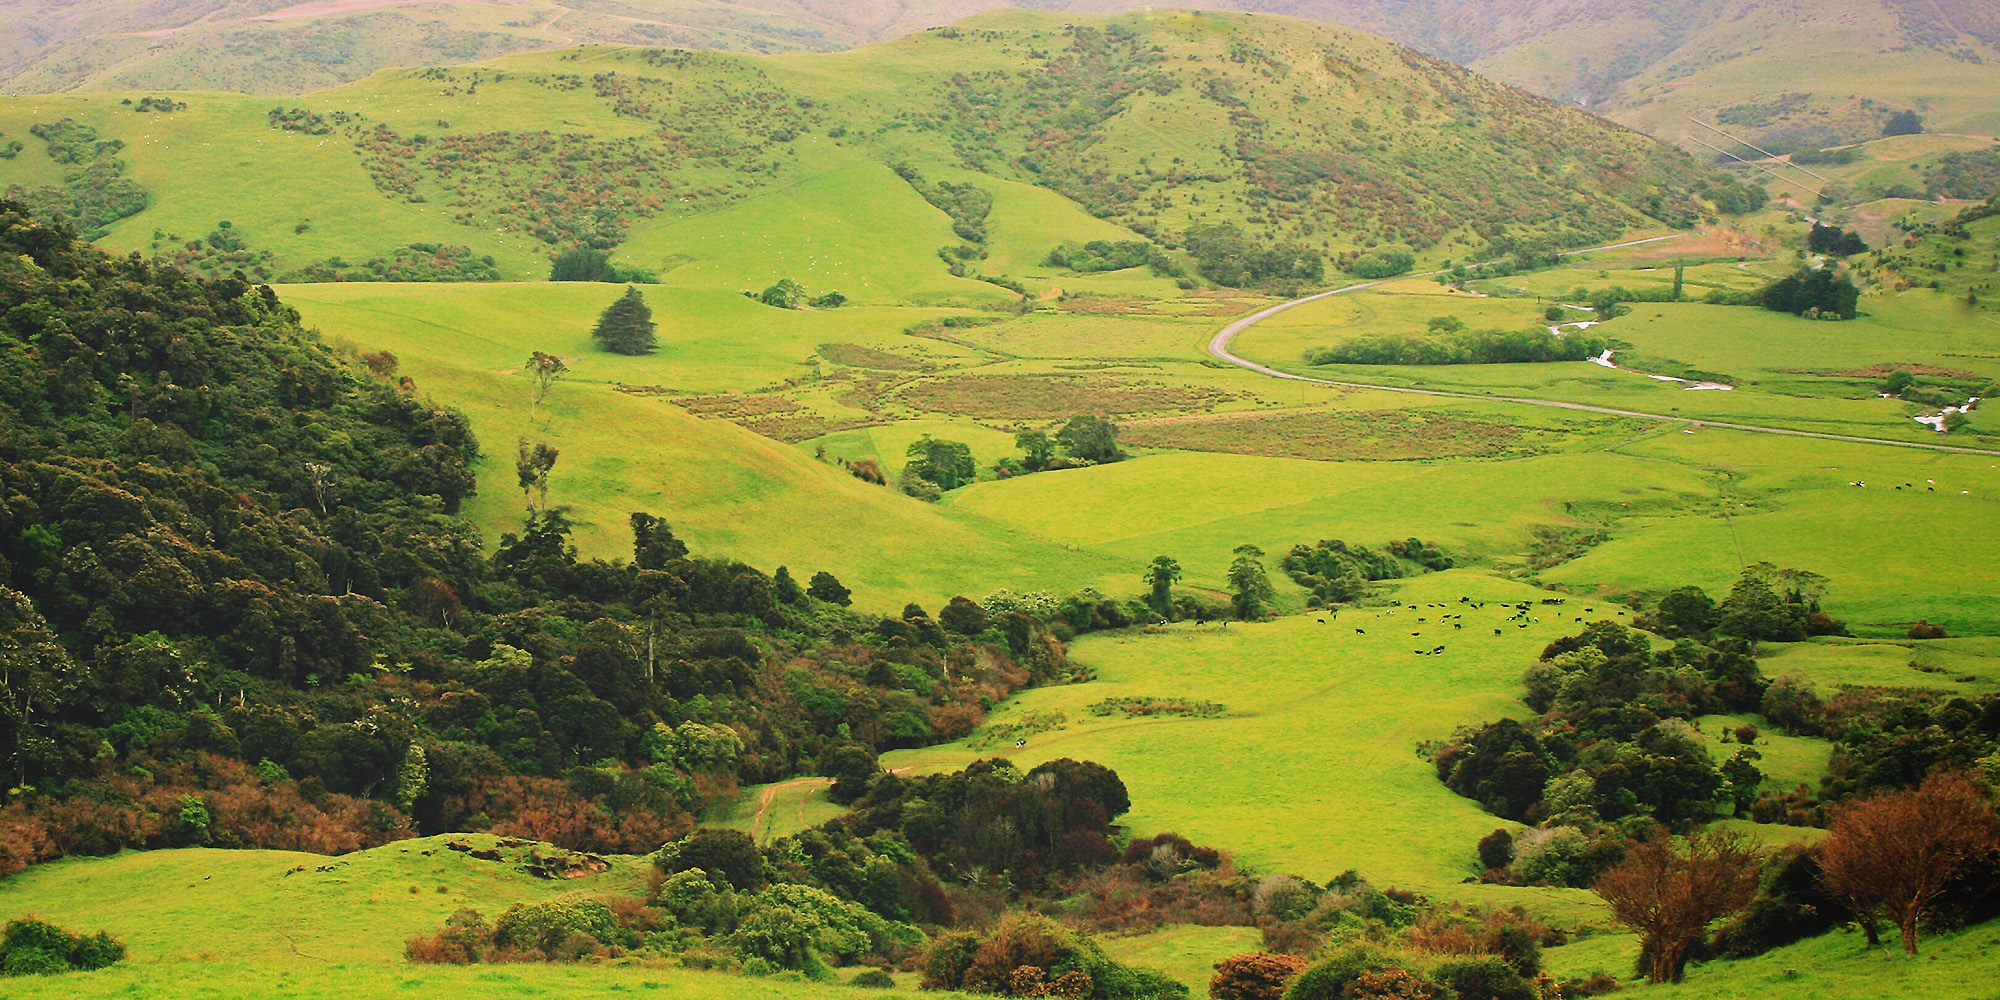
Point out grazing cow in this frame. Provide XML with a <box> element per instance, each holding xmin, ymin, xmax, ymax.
<box><xmin>1356</xmin><ymin>628</ymin><xmax>1366</xmax><ymax>634</ymax></box>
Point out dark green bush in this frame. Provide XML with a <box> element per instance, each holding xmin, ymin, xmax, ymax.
<box><xmin>0</xmin><ymin>917</ymin><xmax>125</xmax><ymax>976</ymax></box>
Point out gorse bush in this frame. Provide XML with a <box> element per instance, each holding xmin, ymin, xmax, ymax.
<box><xmin>923</xmin><ymin>913</ymin><xmax>1187</xmax><ymax>999</ymax></box>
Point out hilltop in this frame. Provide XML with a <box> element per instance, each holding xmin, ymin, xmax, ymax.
<box><xmin>5</xmin><ymin>1</ymin><xmax>1995</xmax><ymax>163</ymax></box>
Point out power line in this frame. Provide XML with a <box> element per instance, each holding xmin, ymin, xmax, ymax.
<box><xmin>1688</xmin><ymin>117</ymin><xmax>1831</xmax><ymax>182</ymax></box>
<box><xmin>1686</xmin><ymin>134</ymin><xmax>1823</xmax><ymax>199</ymax></box>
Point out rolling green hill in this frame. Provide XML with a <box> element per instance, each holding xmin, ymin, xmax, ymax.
<box><xmin>7</xmin><ymin>0</ymin><xmax>1997</xmax><ymax>175</ymax></box>
<box><xmin>0</xmin><ymin>10</ymin><xmax>1724</xmax><ymax>286</ymax></box>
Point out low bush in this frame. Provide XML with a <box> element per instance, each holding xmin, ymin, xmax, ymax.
<box><xmin>0</xmin><ymin>917</ymin><xmax>126</xmax><ymax>976</ymax></box>
<box><xmin>1210</xmin><ymin>951</ymin><xmax>1309</xmax><ymax>999</ymax></box>
<box><xmin>921</xmin><ymin>913</ymin><xmax>1186</xmax><ymax>999</ymax></box>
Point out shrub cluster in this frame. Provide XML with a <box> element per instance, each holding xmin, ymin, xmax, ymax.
<box><xmin>0</xmin><ymin>917</ymin><xmax>124</xmax><ymax>977</ymax></box>
<box><xmin>1306</xmin><ymin>328</ymin><xmax>1608</xmax><ymax>366</ymax></box>
<box><xmin>1280</xmin><ymin>538</ymin><xmax>1450</xmax><ymax>605</ymax></box>
<box><xmin>922</xmin><ymin>913</ymin><xmax>1186</xmax><ymax>999</ymax></box>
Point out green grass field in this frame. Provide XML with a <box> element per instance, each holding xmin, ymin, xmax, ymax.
<box><xmin>884</xmin><ymin>571</ymin><xmax>1607</xmax><ymax>898</ymax></box>
<box><xmin>0</xmin><ymin>835</ymin><xmax>938</xmax><ymax>1000</ymax></box>
<box><xmin>708</xmin><ymin>778</ymin><xmax>845</xmax><ymax>846</ymax></box>
<box><xmin>3</xmin><ymin>11</ymin><xmax>1998</xmax><ymax>1000</ymax></box>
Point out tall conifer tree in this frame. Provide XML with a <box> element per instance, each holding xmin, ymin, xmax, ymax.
<box><xmin>592</xmin><ymin>286</ymin><xmax>658</xmax><ymax>355</ymax></box>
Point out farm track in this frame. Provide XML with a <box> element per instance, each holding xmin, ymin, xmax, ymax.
<box><xmin>748</xmin><ymin>776</ymin><xmax>829</xmax><ymax>843</ymax></box>
<box><xmin>1206</xmin><ymin>236</ymin><xmax>2000</xmax><ymax>457</ymax></box>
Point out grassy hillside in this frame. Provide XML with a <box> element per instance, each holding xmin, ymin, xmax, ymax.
<box><xmin>9</xmin><ymin>1</ymin><xmax>1997</xmax><ymax>173</ymax></box>
<box><xmin>0</xmin><ymin>11</ymin><xmax>1720</xmax><ymax>285</ymax></box>
<box><xmin>0</xmin><ymin>835</ymin><xmax>934</xmax><ymax>999</ymax></box>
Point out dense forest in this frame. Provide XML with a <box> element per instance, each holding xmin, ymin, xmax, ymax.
<box><xmin>0</xmin><ymin>202</ymin><xmax>1072</xmax><ymax>872</ymax></box>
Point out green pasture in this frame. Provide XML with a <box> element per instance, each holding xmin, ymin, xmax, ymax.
<box><xmin>0</xmin><ymin>835</ymin><xmax>936</xmax><ymax>1000</ymax></box>
<box><xmin>1097</xmin><ymin>924</ymin><xmax>1264</xmax><ymax>995</ymax></box>
<box><xmin>617</xmin><ymin>161</ymin><xmax>1010</xmax><ymax>306</ymax></box>
<box><xmin>0</xmin><ymin>835</ymin><xmax>648</xmax><ymax>966</ymax></box>
<box><xmin>947</xmin><ymin>448</ymin><xmax>1715</xmax><ymax>594</ymax></box>
<box><xmin>0</xmin><ymin>92</ymin><xmax>551</xmax><ymax>278</ymax></box>
<box><xmin>1757</xmin><ymin>638</ymin><xmax>2000</xmax><ymax>693</ymax></box>
<box><xmin>883</xmin><ymin>570</ymin><xmax>1615</xmax><ymax>903</ymax></box>
<box><xmin>1230</xmin><ymin>264</ymin><xmax>2000</xmax><ymax>445</ymax></box>
<box><xmin>708</xmin><ymin>778</ymin><xmax>845</xmax><ymax>846</ymax></box>
<box><xmin>285</xmin><ymin>284</ymin><xmax>1132</xmax><ymax>611</ymax></box>
<box><xmin>1652</xmin><ymin>921</ymin><xmax>2000</xmax><ymax>1000</ymax></box>
<box><xmin>1543</xmin><ymin>430</ymin><xmax>2000</xmax><ymax>634</ymax></box>
<box><xmin>1692</xmin><ymin>715</ymin><xmax>1831</xmax><ymax>793</ymax></box>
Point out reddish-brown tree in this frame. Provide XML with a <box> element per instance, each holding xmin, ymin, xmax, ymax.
<box><xmin>1818</xmin><ymin>770</ymin><xmax>2000</xmax><ymax>955</ymax></box>
<box><xmin>1594</xmin><ymin>830</ymin><xmax>1761</xmax><ymax>983</ymax></box>
<box><xmin>1209</xmin><ymin>951</ymin><xmax>1310</xmax><ymax>1000</ymax></box>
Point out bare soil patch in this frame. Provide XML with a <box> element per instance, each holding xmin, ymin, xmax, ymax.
<box><xmin>896</xmin><ymin>375</ymin><xmax>1229</xmax><ymax>419</ymax></box>
<box><xmin>1122</xmin><ymin>408</ymin><xmax>1536</xmax><ymax>461</ymax></box>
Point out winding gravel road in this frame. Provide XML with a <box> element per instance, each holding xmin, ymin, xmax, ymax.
<box><xmin>1205</xmin><ymin>237</ymin><xmax>2000</xmax><ymax>457</ymax></box>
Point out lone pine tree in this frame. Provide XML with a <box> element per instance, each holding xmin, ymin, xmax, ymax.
<box><xmin>593</xmin><ymin>286</ymin><xmax>658</xmax><ymax>355</ymax></box>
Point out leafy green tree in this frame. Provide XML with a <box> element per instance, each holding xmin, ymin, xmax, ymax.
<box><xmin>905</xmin><ymin>436</ymin><xmax>976</xmax><ymax>491</ymax></box>
<box><xmin>820</xmin><ymin>743</ymin><xmax>880</xmax><ymax>804</ymax></box>
<box><xmin>515</xmin><ymin>439</ymin><xmax>559</xmax><ymax>513</ymax></box>
<box><xmin>1143</xmin><ymin>556</ymin><xmax>1181</xmax><ymax>615</ymax></box>
<box><xmin>808</xmin><ymin>571</ymin><xmax>852</xmax><ymax>607</ymax></box>
<box><xmin>1807</xmin><ymin>223</ymin><xmax>1867</xmax><ymax>256</ymax></box>
<box><xmin>591</xmin><ymin>286</ymin><xmax>658</xmax><ymax>355</ymax></box>
<box><xmin>772</xmin><ymin>566</ymin><xmax>805</xmax><ymax>605</ymax></box>
<box><xmin>1347</xmin><ymin>247</ymin><xmax>1415</xmax><ymax>279</ymax></box>
<box><xmin>1882</xmin><ymin>110</ymin><xmax>1925</xmax><ymax>137</ymax></box>
<box><xmin>629</xmin><ymin>512</ymin><xmax>690</xmax><ymax>570</ymax></box>
<box><xmin>0</xmin><ymin>917</ymin><xmax>125</xmax><ymax>975</ymax></box>
<box><xmin>1016</xmin><ymin>429</ymin><xmax>1056</xmax><ymax>472</ymax></box>
<box><xmin>1433</xmin><ymin>718</ymin><xmax>1552</xmax><ymax>821</ymax></box>
<box><xmin>0</xmin><ymin>588</ymin><xmax>76</xmax><ymax>787</ymax></box>
<box><xmin>1056</xmin><ymin>416</ymin><xmax>1123</xmax><ymax>464</ymax></box>
<box><xmin>1227</xmin><ymin>545</ymin><xmax>1275</xmax><ymax>619</ymax></box>
<box><xmin>522</xmin><ymin>351</ymin><xmax>566</xmax><ymax>427</ymax></box>
<box><xmin>657</xmin><ymin>827</ymin><xmax>768</xmax><ymax>891</ymax></box>
<box><xmin>1717</xmin><ymin>568</ymin><xmax>1806</xmax><ymax>641</ymax></box>
<box><xmin>759</xmin><ymin>279</ymin><xmax>806</xmax><ymax>308</ymax></box>
<box><xmin>1760</xmin><ymin>268</ymin><xmax>1859</xmax><ymax>319</ymax></box>
<box><xmin>550</xmin><ymin>247</ymin><xmax>615</xmax><ymax>282</ymax></box>
<box><xmin>1655</xmin><ymin>586</ymin><xmax>1720</xmax><ymax>637</ymax></box>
